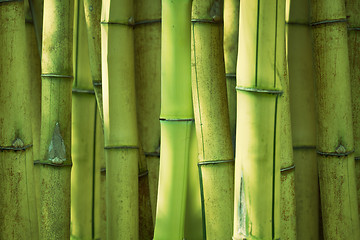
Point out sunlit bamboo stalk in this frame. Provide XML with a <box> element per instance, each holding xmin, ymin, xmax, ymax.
<box><xmin>0</xmin><ymin>1</ymin><xmax>37</xmax><ymax>239</ymax></box>
<box><xmin>287</xmin><ymin>0</ymin><xmax>320</xmax><ymax>238</ymax></box>
<box><xmin>71</xmin><ymin>0</ymin><xmax>97</xmax><ymax>238</ymax></box>
<box><xmin>311</xmin><ymin>0</ymin><xmax>360</xmax><ymax>239</ymax></box>
<box><xmin>101</xmin><ymin>0</ymin><xmax>139</xmax><ymax>238</ymax></box>
<box><xmin>234</xmin><ymin>0</ymin><xmax>286</xmax><ymax>239</ymax></box>
<box><xmin>153</xmin><ymin>0</ymin><xmax>192</xmax><ymax>239</ymax></box>
<box><xmin>346</xmin><ymin>0</ymin><xmax>360</xmax><ymax>219</ymax></box>
<box><xmin>191</xmin><ymin>0</ymin><xmax>234</xmax><ymax>239</ymax></box>
<box><xmin>37</xmin><ymin>0</ymin><xmax>74</xmax><ymax>238</ymax></box>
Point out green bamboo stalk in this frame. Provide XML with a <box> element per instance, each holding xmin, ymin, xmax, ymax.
<box><xmin>0</xmin><ymin>1</ymin><xmax>37</xmax><ymax>239</ymax></box>
<box><xmin>346</xmin><ymin>0</ymin><xmax>360</xmax><ymax>219</ymax></box>
<box><xmin>71</xmin><ymin>0</ymin><xmax>97</xmax><ymax>238</ymax></box>
<box><xmin>234</xmin><ymin>0</ymin><xmax>286</xmax><ymax>239</ymax></box>
<box><xmin>278</xmin><ymin>1</ymin><xmax>296</xmax><ymax>238</ymax></box>
<box><xmin>83</xmin><ymin>0</ymin><xmax>103</xmax><ymax>125</ymax></box>
<box><xmin>191</xmin><ymin>0</ymin><xmax>234</xmax><ymax>239</ymax></box>
<box><xmin>223</xmin><ymin>0</ymin><xmax>239</xmax><ymax>149</ymax></box>
<box><xmin>311</xmin><ymin>0</ymin><xmax>360</xmax><ymax>239</ymax></box>
<box><xmin>101</xmin><ymin>0</ymin><xmax>139</xmax><ymax>238</ymax></box>
<box><xmin>287</xmin><ymin>0</ymin><xmax>320</xmax><ymax>238</ymax></box>
<box><xmin>38</xmin><ymin>0</ymin><xmax>74</xmax><ymax>238</ymax></box>
<box><xmin>28</xmin><ymin>0</ymin><xmax>43</xmax><ymax>55</ymax></box>
<box><xmin>133</xmin><ymin>0</ymin><xmax>161</xmax><ymax>237</ymax></box>
<box><xmin>153</xmin><ymin>0</ymin><xmax>192</xmax><ymax>239</ymax></box>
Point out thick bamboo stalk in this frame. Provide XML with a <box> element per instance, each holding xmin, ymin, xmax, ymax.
<box><xmin>38</xmin><ymin>0</ymin><xmax>73</xmax><ymax>238</ymax></box>
<box><xmin>191</xmin><ymin>0</ymin><xmax>234</xmax><ymax>239</ymax></box>
<box><xmin>346</xmin><ymin>0</ymin><xmax>360</xmax><ymax>219</ymax></box>
<box><xmin>0</xmin><ymin>1</ymin><xmax>37</xmax><ymax>239</ymax></box>
<box><xmin>234</xmin><ymin>1</ymin><xmax>285</xmax><ymax>239</ymax></box>
<box><xmin>83</xmin><ymin>0</ymin><xmax>103</xmax><ymax>125</ymax></box>
<box><xmin>287</xmin><ymin>0</ymin><xmax>320</xmax><ymax>238</ymax></box>
<box><xmin>71</xmin><ymin>0</ymin><xmax>97</xmax><ymax>238</ymax></box>
<box><xmin>134</xmin><ymin>0</ymin><xmax>161</xmax><ymax>237</ymax></box>
<box><xmin>311</xmin><ymin>0</ymin><xmax>360</xmax><ymax>239</ymax></box>
<box><xmin>278</xmin><ymin>1</ymin><xmax>296</xmax><ymax>238</ymax></box>
<box><xmin>153</xmin><ymin>0</ymin><xmax>192</xmax><ymax>239</ymax></box>
<box><xmin>101</xmin><ymin>0</ymin><xmax>139</xmax><ymax>238</ymax></box>
<box><xmin>223</xmin><ymin>0</ymin><xmax>239</xmax><ymax>149</ymax></box>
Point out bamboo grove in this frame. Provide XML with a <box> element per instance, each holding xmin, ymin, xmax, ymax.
<box><xmin>1</xmin><ymin>0</ymin><xmax>360</xmax><ymax>239</ymax></box>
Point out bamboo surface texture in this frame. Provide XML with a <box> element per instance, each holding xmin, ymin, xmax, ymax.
<box><xmin>153</xmin><ymin>0</ymin><xmax>192</xmax><ymax>239</ymax></box>
<box><xmin>101</xmin><ymin>0</ymin><xmax>139</xmax><ymax>238</ymax></box>
<box><xmin>234</xmin><ymin>1</ymin><xmax>285</xmax><ymax>239</ymax></box>
<box><xmin>346</xmin><ymin>0</ymin><xmax>360</xmax><ymax>220</ymax></box>
<box><xmin>223</xmin><ymin>0</ymin><xmax>239</xmax><ymax>150</ymax></box>
<box><xmin>191</xmin><ymin>0</ymin><xmax>234</xmax><ymax>239</ymax></box>
<box><xmin>71</xmin><ymin>0</ymin><xmax>97</xmax><ymax>238</ymax></box>
<box><xmin>287</xmin><ymin>0</ymin><xmax>320</xmax><ymax>239</ymax></box>
<box><xmin>311</xmin><ymin>0</ymin><xmax>360</xmax><ymax>239</ymax></box>
<box><xmin>0</xmin><ymin>1</ymin><xmax>37</xmax><ymax>239</ymax></box>
<box><xmin>38</xmin><ymin>0</ymin><xmax>73</xmax><ymax>238</ymax></box>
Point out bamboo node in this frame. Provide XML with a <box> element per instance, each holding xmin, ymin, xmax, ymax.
<box><xmin>159</xmin><ymin>118</ymin><xmax>195</xmax><ymax>122</ymax></box>
<box><xmin>348</xmin><ymin>27</ymin><xmax>360</xmax><ymax>31</ymax></box>
<box><xmin>310</xmin><ymin>18</ymin><xmax>347</xmax><ymax>27</ymax></box>
<box><xmin>12</xmin><ymin>138</ymin><xmax>24</xmax><ymax>148</ymax></box>
<box><xmin>93</xmin><ymin>81</ymin><xmax>102</xmax><ymax>86</ymax></box>
<box><xmin>0</xmin><ymin>143</ymin><xmax>32</xmax><ymax>151</ymax></box>
<box><xmin>104</xmin><ymin>145</ymin><xmax>139</xmax><ymax>150</ymax></box>
<box><xmin>191</xmin><ymin>18</ymin><xmax>222</xmax><ymax>24</ymax></box>
<box><xmin>316</xmin><ymin>147</ymin><xmax>354</xmax><ymax>157</ymax></box>
<box><xmin>47</xmin><ymin>123</ymin><xmax>66</xmax><ymax>165</ymax></box>
<box><xmin>128</xmin><ymin>16</ymin><xmax>135</xmax><ymax>25</ymax></box>
<box><xmin>236</xmin><ymin>86</ymin><xmax>283</xmax><ymax>95</ymax></box>
<box><xmin>0</xmin><ymin>0</ymin><xmax>23</xmax><ymax>2</ymax></box>
<box><xmin>198</xmin><ymin>159</ymin><xmax>234</xmax><ymax>166</ymax></box>
<box><xmin>72</xmin><ymin>88</ymin><xmax>95</xmax><ymax>94</ymax></box>
<box><xmin>41</xmin><ymin>73</ymin><xmax>73</xmax><ymax>79</ymax></box>
<box><xmin>134</xmin><ymin>19</ymin><xmax>161</xmax><ymax>26</ymax></box>
<box><xmin>226</xmin><ymin>73</ymin><xmax>236</xmax><ymax>78</ymax></box>
<box><xmin>280</xmin><ymin>165</ymin><xmax>295</xmax><ymax>173</ymax></box>
<box><xmin>355</xmin><ymin>156</ymin><xmax>360</xmax><ymax>160</ymax></box>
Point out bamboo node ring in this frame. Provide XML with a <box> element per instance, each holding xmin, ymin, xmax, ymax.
<box><xmin>198</xmin><ymin>159</ymin><xmax>234</xmax><ymax>166</ymax></box>
<box><xmin>144</xmin><ymin>151</ymin><xmax>160</xmax><ymax>157</ymax></box>
<box><xmin>348</xmin><ymin>27</ymin><xmax>360</xmax><ymax>31</ymax></box>
<box><xmin>236</xmin><ymin>86</ymin><xmax>283</xmax><ymax>95</ymax></box>
<box><xmin>41</xmin><ymin>74</ymin><xmax>73</xmax><ymax>79</ymax></box>
<box><xmin>0</xmin><ymin>143</ymin><xmax>32</xmax><ymax>151</ymax></box>
<box><xmin>355</xmin><ymin>156</ymin><xmax>360</xmax><ymax>160</ymax></box>
<box><xmin>226</xmin><ymin>73</ymin><xmax>236</xmax><ymax>78</ymax></box>
<box><xmin>159</xmin><ymin>118</ymin><xmax>195</xmax><ymax>122</ymax></box>
<box><xmin>138</xmin><ymin>170</ymin><xmax>149</xmax><ymax>178</ymax></box>
<box><xmin>0</xmin><ymin>0</ymin><xmax>23</xmax><ymax>2</ymax></box>
<box><xmin>72</xmin><ymin>88</ymin><xmax>95</xmax><ymax>94</ymax></box>
<box><xmin>104</xmin><ymin>145</ymin><xmax>139</xmax><ymax>150</ymax></box>
<box><xmin>316</xmin><ymin>149</ymin><xmax>354</xmax><ymax>157</ymax></box>
<box><xmin>310</xmin><ymin>18</ymin><xmax>347</xmax><ymax>26</ymax></box>
<box><xmin>92</xmin><ymin>81</ymin><xmax>102</xmax><ymax>86</ymax></box>
<box><xmin>134</xmin><ymin>19</ymin><xmax>161</xmax><ymax>26</ymax></box>
<box><xmin>33</xmin><ymin>160</ymin><xmax>72</xmax><ymax>167</ymax></box>
<box><xmin>191</xmin><ymin>18</ymin><xmax>223</xmax><ymax>24</ymax></box>
<box><xmin>280</xmin><ymin>165</ymin><xmax>295</xmax><ymax>173</ymax></box>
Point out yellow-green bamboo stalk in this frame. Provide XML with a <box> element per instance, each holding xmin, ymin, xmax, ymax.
<box><xmin>311</xmin><ymin>0</ymin><xmax>360</xmax><ymax>239</ymax></box>
<box><xmin>184</xmin><ymin>124</ymin><xmax>203</xmax><ymax>240</ymax></box>
<box><xmin>153</xmin><ymin>0</ymin><xmax>192</xmax><ymax>239</ymax></box>
<box><xmin>234</xmin><ymin>0</ymin><xmax>286</xmax><ymax>239</ymax></box>
<box><xmin>24</xmin><ymin>2</ymin><xmax>41</xmax><ymax>239</ymax></box>
<box><xmin>83</xmin><ymin>0</ymin><xmax>103</xmax><ymax>125</ymax></box>
<box><xmin>287</xmin><ymin>0</ymin><xmax>319</xmax><ymax>238</ymax></box>
<box><xmin>278</xmin><ymin>1</ymin><xmax>296</xmax><ymax>238</ymax></box>
<box><xmin>133</xmin><ymin>0</ymin><xmax>161</xmax><ymax>236</ymax></box>
<box><xmin>191</xmin><ymin>0</ymin><xmax>234</xmax><ymax>239</ymax></box>
<box><xmin>346</xmin><ymin>0</ymin><xmax>360</xmax><ymax>219</ymax></box>
<box><xmin>28</xmin><ymin>0</ymin><xmax>43</xmax><ymax>55</ymax></box>
<box><xmin>223</xmin><ymin>0</ymin><xmax>239</xmax><ymax>149</ymax></box>
<box><xmin>71</xmin><ymin>0</ymin><xmax>97</xmax><ymax>238</ymax></box>
<box><xmin>0</xmin><ymin>1</ymin><xmax>37</xmax><ymax>239</ymax></box>
<box><xmin>101</xmin><ymin>0</ymin><xmax>139</xmax><ymax>238</ymax></box>
<box><xmin>38</xmin><ymin>0</ymin><xmax>74</xmax><ymax>238</ymax></box>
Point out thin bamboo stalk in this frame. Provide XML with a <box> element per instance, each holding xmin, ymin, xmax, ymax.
<box><xmin>133</xmin><ymin>0</ymin><xmax>161</xmax><ymax>236</ymax></box>
<box><xmin>28</xmin><ymin>0</ymin><xmax>43</xmax><ymax>55</ymax></box>
<box><xmin>311</xmin><ymin>0</ymin><xmax>360</xmax><ymax>239</ymax></box>
<box><xmin>38</xmin><ymin>0</ymin><xmax>74</xmax><ymax>238</ymax></box>
<box><xmin>153</xmin><ymin>0</ymin><xmax>192</xmax><ymax>239</ymax></box>
<box><xmin>234</xmin><ymin>0</ymin><xmax>285</xmax><ymax>239</ymax></box>
<box><xmin>101</xmin><ymin>0</ymin><xmax>139</xmax><ymax>238</ymax></box>
<box><xmin>71</xmin><ymin>0</ymin><xmax>97</xmax><ymax>238</ymax></box>
<box><xmin>287</xmin><ymin>0</ymin><xmax>320</xmax><ymax>238</ymax></box>
<box><xmin>0</xmin><ymin>1</ymin><xmax>37</xmax><ymax>239</ymax></box>
<box><xmin>223</xmin><ymin>0</ymin><xmax>239</xmax><ymax>150</ymax></box>
<box><xmin>83</xmin><ymin>0</ymin><xmax>103</xmax><ymax>125</ymax></box>
<box><xmin>191</xmin><ymin>0</ymin><xmax>234</xmax><ymax>239</ymax></box>
<box><xmin>278</xmin><ymin>1</ymin><xmax>296</xmax><ymax>238</ymax></box>
<box><xmin>346</xmin><ymin>0</ymin><xmax>360</xmax><ymax>219</ymax></box>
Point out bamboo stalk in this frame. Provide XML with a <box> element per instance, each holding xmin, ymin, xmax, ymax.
<box><xmin>0</xmin><ymin>1</ymin><xmax>37</xmax><ymax>239</ymax></box>
<box><xmin>71</xmin><ymin>0</ymin><xmax>97</xmax><ymax>238</ymax></box>
<box><xmin>101</xmin><ymin>0</ymin><xmax>139</xmax><ymax>238</ymax></box>
<box><xmin>191</xmin><ymin>0</ymin><xmax>234</xmax><ymax>239</ymax></box>
<box><xmin>153</xmin><ymin>0</ymin><xmax>192</xmax><ymax>239</ymax></box>
<box><xmin>83</xmin><ymin>0</ymin><xmax>103</xmax><ymax>125</ymax></box>
<box><xmin>311</xmin><ymin>0</ymin><xmax>360</xmax><ymax>239</ymax></box>
<box><xmin>28</xmin><ymin>0</ymin><xmax>43</xmax><ymax>55</ymax></box>
<box><xmin>346</xmin><ymin>0</ymin><xmax>360</xmax><ymax>219</ymax></box>
<box><xmin>223</xmin><ymin>0</ymin><xmax>239</xmax><ymax>150</ymax></box>
<box><xmin>234</xmin><ymin>0</ymin><xmax>286</xmax><ymax>239</ymax></box>
<box><xmin>38</xmin><ymin>0</ymin><xmax>73</xmax><ymax>238</ymax></box>
<box><xmin>287</xmin><ymin>0</ymin><xmax>320</xmax><ymax>238</ymax></box>
<box><xmin>133</xmin><ymin>0</ymin><xmax>161</xmax><ymax>236</ymax></box>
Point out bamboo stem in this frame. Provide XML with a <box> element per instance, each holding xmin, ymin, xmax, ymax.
<box><xmin>153</xmin><ymin>0</ymin><xmax>192</xmax><ymax>239</ymax></box>
<box><xmin>0</xmin><ymin>1</ymin><xmax>37</xmax><ymax>239</ymax></box>
<box><xmin>191</xmin><ymin>0</ymin><xmax>234</xmax><ymax>239</ymax></box>
<box><xmin>101</xmin><ymin>0</ymin><xmax>139</xmax><ymax>238</ymax></box>
<box><xmin>287</xmin><ymin>0</ymin><xmax>319</xmax><ymax>238</ymax></box>
<box><xmin>311</xmin><ymin>0</ymin><xmax>360</xmax><ymax>239</ymax></box>
<box><xmin>38</xmin><ymin>0</ymin><xmax>74</xmax><ymax>238</ymax></box>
